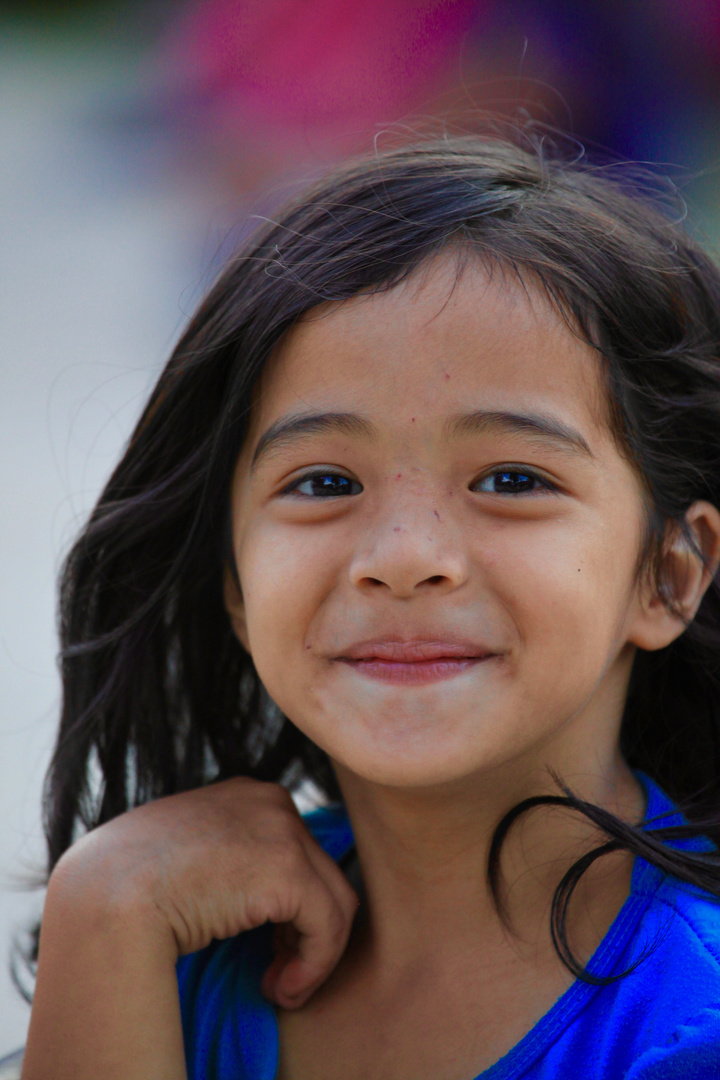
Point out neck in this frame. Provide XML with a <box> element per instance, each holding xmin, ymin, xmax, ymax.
<box><xmin>333</xmin><ymin>746</ymin><xmax>646</xmax><ymax>977</ymax></box>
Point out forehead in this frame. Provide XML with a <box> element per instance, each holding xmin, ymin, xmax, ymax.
<box><xmin>247</xmin><ymin>253</ymin><xmax>610</xmax><ymax>441</ymax></box>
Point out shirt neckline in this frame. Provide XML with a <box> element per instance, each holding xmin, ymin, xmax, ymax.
<box><xmin>276</xmin><ymin>770</ymin><xmax>676</xmax><ymax>1080</ymax></box>
<box><xmin>467</xmin><ymin>768</ymin><xmax>673</xmax><ymax>1079</ymax></box>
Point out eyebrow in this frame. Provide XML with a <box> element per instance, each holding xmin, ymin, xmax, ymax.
<box><xmin>251</xmin><ymin>412</ymin><xmax>378</xmax><ymax>468</ymax></box>
<box><xmin>250</xmin><ymin>408</ymin><xmax>593</xmax><ymax>469</ymax></box>
<box><xmin>444</xmin><ymin>410</ymin><xmax>594</xmax><ymax>458</ymax></box>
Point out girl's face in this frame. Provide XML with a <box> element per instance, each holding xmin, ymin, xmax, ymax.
<box><xmin>226</xmin><ymin>255</ymin><xmax>661</xmax><ymax>791</ymax></box>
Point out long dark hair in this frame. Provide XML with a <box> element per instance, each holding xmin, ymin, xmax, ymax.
<box><xmin>20</xmin><ymin>127</ymin><xmax>720</xmax><ymax>991</ymax></box>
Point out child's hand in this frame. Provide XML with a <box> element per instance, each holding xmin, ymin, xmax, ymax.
<box><xmin>53</xmin><ymin>778</ymin><xmax>359</xmax><ymax>1009</ymax></box>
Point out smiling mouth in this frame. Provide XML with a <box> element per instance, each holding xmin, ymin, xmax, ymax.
<box><xmin>335</xmin><ymin>640</ymin><xmax>496</xmax><ymax>685</ymax></box>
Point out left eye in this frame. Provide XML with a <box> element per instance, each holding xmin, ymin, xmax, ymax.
<box><xmin>473</xmin><ymin>470</ymin><xmax>551</xmax><ymax>495</ymax></box>
<box><xmin>284</xmin><ymin>472</ymin><xmax>363</xmax><ymax>498</ymax></box>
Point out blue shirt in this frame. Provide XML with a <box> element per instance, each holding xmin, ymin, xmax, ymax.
<box><xmin>177</xmin><ymin>771</ymin><xmax>720</xmax><ymax>1079</ymax></box>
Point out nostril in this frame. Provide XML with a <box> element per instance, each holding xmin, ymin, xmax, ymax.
<box><xmin>426</xmin><ymin>575</ymin><xmax>445</xmax><ymax>585</ymax></box>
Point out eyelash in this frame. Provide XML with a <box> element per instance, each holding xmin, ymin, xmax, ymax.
<box><xmin>280</xmin><ymin>467</ymin><xmax>558</xmax><ymax>498</ymax></box>
<box><xmin>281</xmin><ymin>471</ymin><xmax>363</xmax><ymax>498</ymax></box>
<box><xmin>473</xmin><ymin>467</ymin><xmax>558</xmax><ymax>496</ymax></box>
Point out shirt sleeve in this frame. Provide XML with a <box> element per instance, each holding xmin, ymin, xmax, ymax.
<box><xmin>624</xmin><ymin>1007</ymin><xmax>720</xmax><ymax>1080</ymax></box>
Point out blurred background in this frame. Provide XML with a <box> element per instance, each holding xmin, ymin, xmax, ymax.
<box><xmin>1</xmin><ymin>0</ymin><xmax>719</xmax><ymax>1057</ymax></box>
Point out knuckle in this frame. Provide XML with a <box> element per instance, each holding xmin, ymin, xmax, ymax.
<box><xmin>274</xmin><ymin>837</ymin><xmax>309</xmax><ymax>878</ymax></box>
<box><xmin>214</xmin><ymin>775</ymin><xmax>255</xmax><ymax>798</ymax></box>
<box><xmin>341</xmin><ymin>884</ymin><xmax>360</xmax><ymax>919</ymax></box>
<box><xmin>266</xmin><ymin>782</ymin><xmax>297</xmax><ymax>810</ymax></box>
<box><xmin>325</xmin><ymin>896</ymin><xmax>351</xmax><ymax>946</ymax></box>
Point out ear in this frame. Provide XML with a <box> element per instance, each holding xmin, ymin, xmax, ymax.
<box><xmin>628</xmin><ymin>500</ymin><xmax>720</xmax><ymax>652</ymax></box>
<box><xmin>223</xmin><ymin>561</ymin><xmax>250</xmax><ymax>653</ymax></box>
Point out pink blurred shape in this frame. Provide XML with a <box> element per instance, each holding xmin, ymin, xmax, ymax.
<box><xmin>165</xmin><ymin>0</ymin><xmax>486</xmax><ymax>140</ymax></box>
<box><xmin>661</xmin><ymin>0</ymin><xmax>720</xmax><ymax>49</ymax></box>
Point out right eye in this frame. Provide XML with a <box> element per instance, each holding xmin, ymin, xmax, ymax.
<box><xmin>281</xmin><ymin>471</ymin><xmax>363</xmax><ymax>498</ymax></box>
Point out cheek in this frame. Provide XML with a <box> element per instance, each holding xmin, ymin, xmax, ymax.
<box><xmin>237</xmin><ymin>526</ymin><xmax>340</xmax><ymax>677</ymax></box>
<box><xmin>494</xmin><ymin>512</ymin><xmax>641</xmax><ymax>675</ymax></box>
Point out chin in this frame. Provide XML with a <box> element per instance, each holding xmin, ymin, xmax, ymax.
<box><xmin>297</xmin><ymin>699</ymin><xmax>522</xmax><ymax>788</ymax></box>
<box><xmin>333</xmin><ymin>738</ymin><xmax>483</xmax><ymax>789</ymax></box>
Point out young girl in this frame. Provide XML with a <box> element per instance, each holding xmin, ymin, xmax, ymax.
<box><xmin>19</xmin><ymin>131</ymin><xmax>720</xmax><ymax>1080</ymax></box>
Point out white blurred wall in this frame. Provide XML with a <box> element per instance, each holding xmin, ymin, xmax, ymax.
<box><xmin>0</xmin><ymin>26</ymin><xmax>227</xmax><ymax>1056</ymax></box>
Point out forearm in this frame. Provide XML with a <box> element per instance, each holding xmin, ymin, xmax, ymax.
<box><xmin>21</xmin><ymin>857</ymin><xmax>187</xmax><ymax>1080</ymax></box>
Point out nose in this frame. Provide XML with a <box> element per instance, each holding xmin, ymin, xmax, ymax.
<box><xmin>348</xmin><ymin>504</ymin><xmax>469</xmax><ymax>598</ymax></box>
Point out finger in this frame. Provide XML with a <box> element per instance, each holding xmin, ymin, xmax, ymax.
<box><xmin>281</xmin><ymin>830</ymin><xmax>361</xmax><ymax>998</ymax></box>
<box><xmin>296</xmin><ymin>826</ymin><xmax>360</xmax><ymax>929</ymax></box>
<box><xmin>262</xmin><ymin>858</ymin><xmax>355</xmax><ymax>1008</ymax></box>
<box><xmin>261</xmin><ymin>950</ymin><xmax>294</xmax><ymax>1003</ymax></box>
<box><xmin>261</xmin><ymin>787</ymin><xmax>359</xmax><ymax>931</ymax></box>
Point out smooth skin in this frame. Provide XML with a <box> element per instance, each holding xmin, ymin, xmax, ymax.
<box><xmin>22</xmin><ymin>254</ymin><xmax>720</xmax><ymax>1080</ymax></box>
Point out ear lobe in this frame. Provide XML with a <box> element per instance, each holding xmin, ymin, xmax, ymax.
<box><xmin>223</xmin><ymin>561</ymin><xmax>250</xmax><ymax>652</ymax></box>
<box><xmin>629</xmin><ymin>500</ymin><xmax>720</xmax><ymax>652</ymax></box>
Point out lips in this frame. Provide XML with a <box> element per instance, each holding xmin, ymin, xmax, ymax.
<box><xmin>335</xmin><ymin>638</ymin><xmax>494</xmax><ymax>685</ymax></box>
<box><xmin>337</xmin><ymin>638</ymin><xmax>492</xmax><ymax>662</ymax></box>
